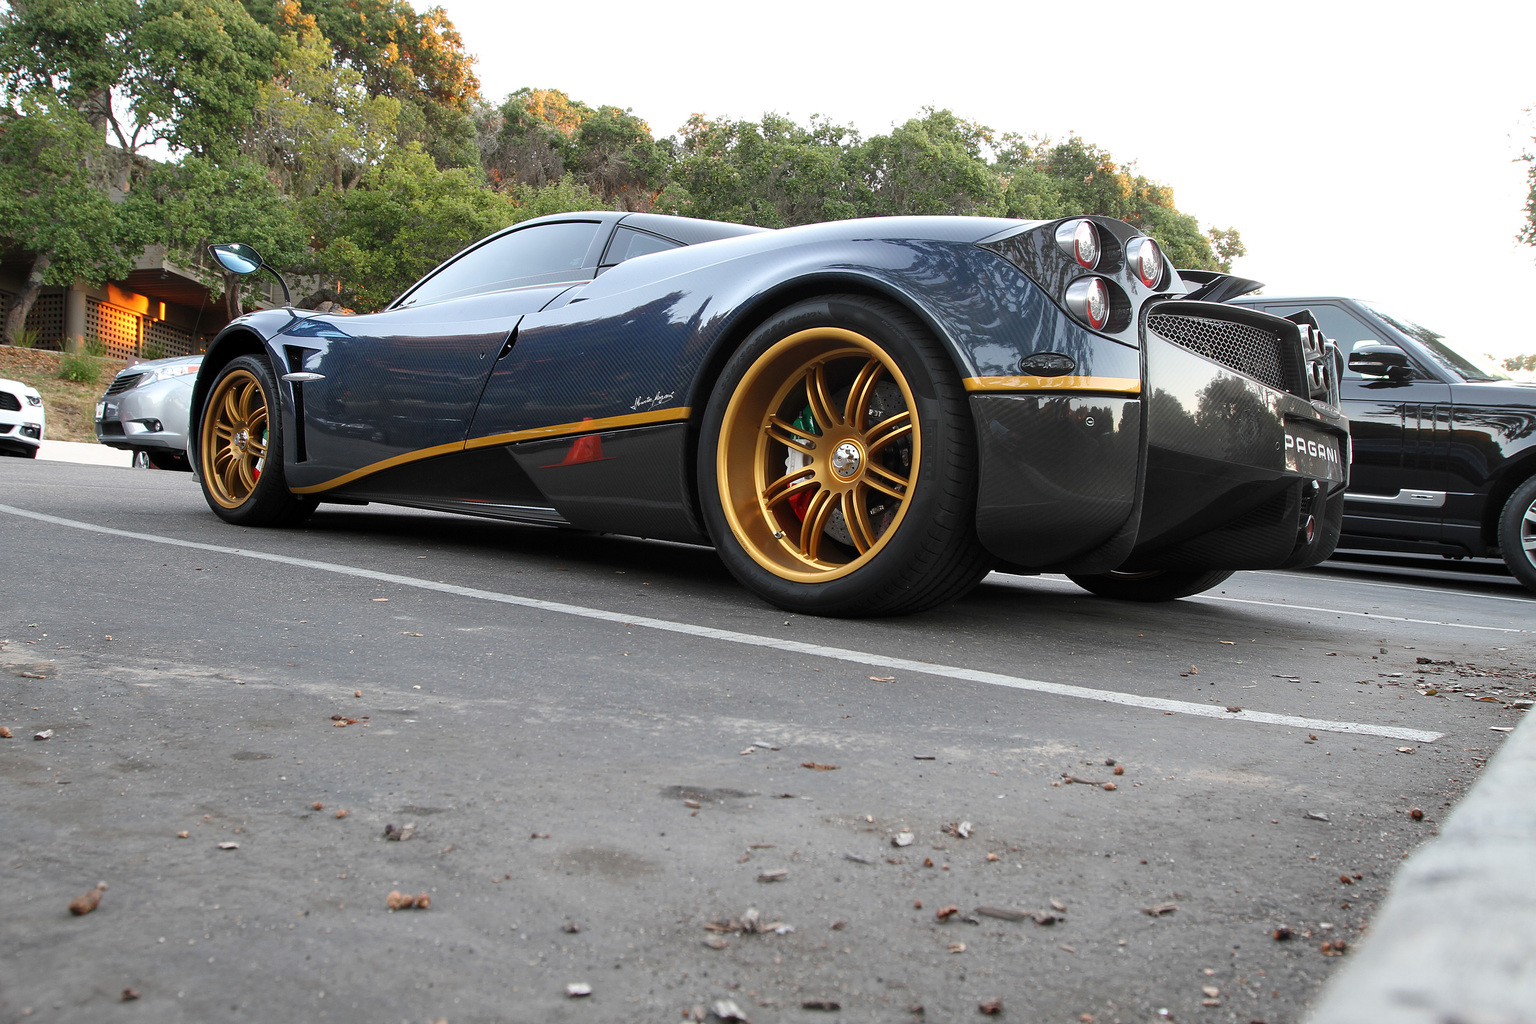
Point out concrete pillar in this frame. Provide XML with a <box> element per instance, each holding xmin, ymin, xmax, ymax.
<box><xmin>63</xmin><ymin>281</ymin><xmax>87</xmax><ymax>354</ymax></box>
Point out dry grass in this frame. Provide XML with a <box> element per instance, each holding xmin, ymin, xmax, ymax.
<box><xmin>0</xmin><ymin>345</ymin><xmax>129</xmax><ymax>443</ymax></box>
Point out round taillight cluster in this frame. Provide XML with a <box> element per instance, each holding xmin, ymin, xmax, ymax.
<box><xmin>1054</xmin><ymin>219</ymin><xmax>1100</xmax><ymax>269</ymax></box>
<box><xmin>1130</xmin><ymin>237</ymin><xmax>1163</xmax><ymax>288</ymax></box>
<box><xmin>1064</xmin><ymin>277</ymin><xmax>1111</xmax><ymax>330</ymax></box>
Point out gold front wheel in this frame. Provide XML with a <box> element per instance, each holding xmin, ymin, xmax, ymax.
<box><xmin>201</xmin><ymin>367</ymin><xmax>270</xmax><ymax>509</ymax></box>
<box><xmin>194</xmin><ymin>355</ymin><xmax>316</xmax><ymax>527</ymax></box>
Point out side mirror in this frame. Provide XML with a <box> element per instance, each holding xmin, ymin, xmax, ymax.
<box><xmin>209</xmin><ymin>243</ymin><xmax>264</xmax><ymax>276</ymax></box>
<box><xmin>1348</xmin><ymin>342</ymin><xmax>1413</xmax><ymax>381</ymax></box>
<box><xmin>207</xmin><ymin>242</ymin><xmax>291</xmax><ymax>306</ymax></box>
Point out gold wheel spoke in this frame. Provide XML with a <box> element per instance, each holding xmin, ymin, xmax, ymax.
<box><xmin>843</xmin><ymin>358</ymin><xmax>884</xmax><ymax>431</ymax></box>
<box><xmin>865</xmin><ymin>462</ymin><xmax>910</xmax><ymax>499</ymax></box>
<box><xmin>798</xmin><ymin>488</ymin><xmax>836</xmax><ymax>562</ymax></box>
<box><xmin>219</xmin><ymin>387</ymin><xmax>241</xmax><ymax>425</ymax></box>
<box><xmin>866</xmin><ymin>411</ymin><xmax>911</xmax><ymax>451</ymax></box>
<box><xmin>220</xmin><ymin>457</ymin><xmax>244</xmax><ymax>498</ymax></box>
<box><xmin>238</xmin><ymin>383</ymin><xmax>261</xmax><ymax>421</ymax></box>
<box><xmin>236</xmin><ymin>456</ymin><xmax>256</xmax><ymax>495</ymax></box>
<box><xmin>766</xmin><ymin>416</ymin><xmax>817</xmax><ymax>454</ymax></box>
<box><xmin>762</xmin><ymin>468</ymin><xmax>817</xmax><ymax>510</ymax></box>
<box><xmin>843</xmin><ymin>490</ymin><xmax>876</xmax><ymax>553</ymax></box>
<box><xmin>805</xmin><ymin>363</ymin><xmax>841</xmax><ymax>431</ymax></box>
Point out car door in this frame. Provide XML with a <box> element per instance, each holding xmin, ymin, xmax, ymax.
<box><xmin>280</xmin><ymin>220</ymin><xmax>609</xmax><ymax>490</ymax></box>
<box><xmin>1260</xmin><ymin>302</ymin><xmax>1452</xmax><ymax>544</ymax></box>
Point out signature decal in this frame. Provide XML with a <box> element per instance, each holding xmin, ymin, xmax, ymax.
<box><xmin>631</xmin><ymin>391</ymin><xmax>676</xmax><ymax>411</ymax></box>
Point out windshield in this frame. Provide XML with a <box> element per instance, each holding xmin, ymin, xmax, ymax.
<box><xmin>1364</xmin><ymin>303</ymin><xmax>1509</xmax><ymax>382</ymax></box>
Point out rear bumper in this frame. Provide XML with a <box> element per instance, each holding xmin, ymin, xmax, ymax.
<box><xmin>973</xmin><ymin>321</ymin><xmax>1349</xmax><ymax>574</ymax></box>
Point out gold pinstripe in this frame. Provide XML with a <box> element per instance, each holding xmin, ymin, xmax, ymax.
<box><xmin>290</xmin><ymin>407</ymin><xmax>692</xmax><ymax>494</ymax></box>
<box><xmin>962</xmin><ymin>375</ymin><xmax>1142</xmax><ymax>394</ymax></box>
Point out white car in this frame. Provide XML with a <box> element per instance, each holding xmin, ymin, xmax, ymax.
<box><xmin>0</xmin><ymin>377</ymin><xmax>45</xmax><ymax>458</ymax></box>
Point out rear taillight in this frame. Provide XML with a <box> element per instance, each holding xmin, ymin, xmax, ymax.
<box><xmin>1064</xmin><ymin>277</ymin><xmax>1111</xmax><ymax>330</ymax></box>
<box><xmin>1129</xmin><ymin>238</ymin><xmax>1163</xmax><ymax>288</ymax></box>
<box><xmin>1055</xmin><ymin>219</ymin><xmax>1100</xmax><ymax>269</ymax></box>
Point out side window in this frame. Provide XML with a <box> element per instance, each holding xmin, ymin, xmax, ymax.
<box><xmin>399</xmin><ymin>221</ymin><xmax>601</xmax><ymax>307</ymax></box>
<box><xmin>600</xmin><ymin>227</ymin><xmax>682</xmax><ymax>267</ymax></box>
<box><xmin>1262</xmin><ymin>303</ymin><xmax>1416</xmax><ymax>380</ymax></box>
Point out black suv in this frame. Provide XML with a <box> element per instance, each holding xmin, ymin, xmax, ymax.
<box><xmin>1226</xmin><ymin>295</ymin><xmax>1536</xmax><ymax>593</ymax></box>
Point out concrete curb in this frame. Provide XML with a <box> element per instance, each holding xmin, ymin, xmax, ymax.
<box><xmin>37</xmin><ymin>439</ymin><xmax>134</xmax><ymax>467</ymax></box>
<box><xmin>1306</xmin><ymin>714</ymin><xmax>1536</xmax><ymax>1024</ymax></box>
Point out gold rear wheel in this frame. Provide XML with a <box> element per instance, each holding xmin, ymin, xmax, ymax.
<box><xmin>717</xmin><ymin>327</ymin><xmax>920</xmax><ymax>583</ymax></box>
<box><xmin>200</xmin><ymin>367</ymin><xmax>269</xmax><ymax>509</ymax></box>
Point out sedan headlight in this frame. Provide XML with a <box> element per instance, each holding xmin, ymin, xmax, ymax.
<box><xmin>140</xmin><ymin>362</ymin><xmax>200</xmax><ymax>386</ymax></box>
<box><xmin>25</xmin><ymin>394</ymin><xmax>42</xmax><ymax>406</ymax></box>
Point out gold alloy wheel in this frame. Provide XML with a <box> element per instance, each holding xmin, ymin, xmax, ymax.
<box><xmin>200</xmin><ymin>368</ymin><xmax>270</xmax><ymax>509</ymax></box>
<box><xmin>717</xmin><ymin>327</ymin><xmax>920</xmax><ymax>583</ymax></box>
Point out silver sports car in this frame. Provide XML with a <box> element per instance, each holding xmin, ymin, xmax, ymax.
<box><xmin>95</xmin><ymin>354</ymin><xmax>203</xmax><ymax>470</ymax></box>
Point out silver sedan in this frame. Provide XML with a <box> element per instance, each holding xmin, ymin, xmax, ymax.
<box><xmin>95</xmin><ymin>355</ymin><xmax>203</xmax><ymax>470</ymax></box>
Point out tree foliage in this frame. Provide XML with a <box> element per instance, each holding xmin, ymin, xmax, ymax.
<box><xmin>1521</xmin><ymin>113</ymin><xmax>1536</xmax><ymax>255</ymax></box>
<box><xmin>121</xmin><ymin>154</ymin><xmax>308</xmax><ymax>317</ymax></box>
<box><xmin>0</xmin><ymin>95</ymin><xmax>149</xmax><ymax>340</ymax></box>
<box><xmin>304</xmin><ymin>145</ymin><xmax>515</xmax><ymax>311</ymax></box>
<box><xmin>2</xmin><ymin>0</ymin><xmax>1250</xmax><ymax>338</ymax></box>
<box><xmin>1</xmin><ymin>0</ymin><xmax>280</xmax><ymax>160</ymax></box>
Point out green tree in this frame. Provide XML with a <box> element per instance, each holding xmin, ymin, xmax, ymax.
<box><xmin>243</xmin><ymin>27</ymin><xmax>401</xmax><ymax>196</ymax></box>
<box><xmin>1521</xmin><ymin>113</ymin><xmax>1535</xmax><ymax>253</ymax></box>
<box><xmin>243</xmin><ymin>0</ymin><xmax>480</xmax><ymax>171</ymax></box>
<box><xmin>477</xmin><ymin>88</ymin><xmax>669</xmax><ymax>209</ymax></box>
<box><xmin>2</xmin><ymin>0</ymin><xmax>280</xmax><ymax>162</ymax></box>
<box><xmin>303</xmin><ymin>144</ymin><xmax>516</xmax><ymax>310</ymax></box>
<box><xmin>477</xmin><ymin>89</ymin><xmax>572</xmax><ymax>191</ymax></box>
<box><xmin>0</xmin><ymin>96</ymin><xmax>148</xmax><ymax>342</ymax></box>
<box><xmin>121</xmin><ymin>154</ymin><xmax>309</xmax><ymax>320</ymax></box>
<box><xmin>507</xmin><ymin>173</ymin><xmax>607</xmax><ymax>221</ymax></box>
<box><xmin>565</xmin><ymin>104</ymin><xmax>670</xmax><ymax>210</ymax></box>
<box><xmin>658</xmin><ymin>112</ymin><xmax>867</xmax><ymax>227</ymax></box>
<box><xmin>250</xmin><ymin>0</ymin><xmax>479</xmax><ymax>110</ymax></box>
<box><xmin>855</xmin><ymin>109</ymin><xmax>1004</xmax><ymax>217</ymax></box>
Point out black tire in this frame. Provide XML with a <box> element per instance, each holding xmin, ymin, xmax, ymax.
<box><xmin>146</xmin><ymin>448</ymin><xmax>190</xmax><ymax>472</ymax></box>
<box><xmin>698</xmin><ymin>294</ymin><xmax>991</xmax><ymax>616</ymax></box>
<box><xmin>131</xmin><ymin>450</ymin><xmax>151</xmax><ymax>469</ymax></box>
<box><xmin>1497</xmin><ymin>476</ymin><xmax>1536</xmax><ymax>595</ymax></box>
<box><xmin>196</xmin><ymin>354</ymin><xmax>317</xmax><ymax>527</ymax></box>
<box><xmin>1067</xmin><ymin>569</ymin><xmax>1236</xmax><ymax>601</ymax></box>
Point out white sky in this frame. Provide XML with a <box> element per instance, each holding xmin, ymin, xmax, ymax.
<box><xmin>437</xmin><ymin>0</ymin><xmax>1536</xmax><ymax>361</ymax></box>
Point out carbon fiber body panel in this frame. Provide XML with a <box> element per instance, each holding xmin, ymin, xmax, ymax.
<box><xmin>972</xmin><ymin>394</ymin><xmax>1141</xmax><ymax>570</ymax></box>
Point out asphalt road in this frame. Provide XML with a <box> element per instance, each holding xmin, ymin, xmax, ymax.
<box><xmin>2</xmin><ymin>460</ymin><xmax>1532</xmax><ymax>1024</ymax></box>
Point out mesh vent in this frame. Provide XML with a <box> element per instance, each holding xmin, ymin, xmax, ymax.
<box><xmin>1148</xmin><ymin>313</ymin><xmax>1292</xmax><ymax>393</ymax></box>
<box><xmin>105</xmin><ymin>373</ymin><xmax>145</xmax><ymax>396</ymax></box>
<box><xmin>0</xmin><ymin>391</ymin><xmax>20</xmax><ymax>412</ymax></box>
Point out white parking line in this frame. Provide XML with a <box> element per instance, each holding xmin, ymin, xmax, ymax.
<box><xmin>1260</xmin><ymin>570</ymin><xmax>1535</xmax><ymax>606</ymax></box>
<box><xmin>992</xmin><ymin>573</ymin><xmax>1531</xmax><ymax>634</ymax></box>
<box><xmin>0</xmin><ymin>504</ymin><xmax>1445</xmax><ymax>744</ymax></box>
